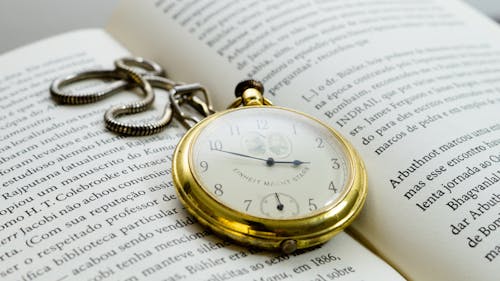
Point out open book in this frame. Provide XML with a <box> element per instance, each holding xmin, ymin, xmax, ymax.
<box><xmin>1</xmin><ymin>0</ymin><xmax>499</xmax><ymax>280</ymax></box>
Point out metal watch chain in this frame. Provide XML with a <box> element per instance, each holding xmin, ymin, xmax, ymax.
<box><xmin>50</xmin><ymin>57</ymin><xmax>219</xmax><ymax>135</ymax></box>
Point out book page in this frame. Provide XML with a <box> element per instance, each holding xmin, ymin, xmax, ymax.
<box><xmin>0</xmin><ymin>30</ymin><xmax>405</xmax><ymax>280</ymax></box>
<box><xmin>108</xmin><ymin>0</ymin><xmax>500</xmax><ymax>280</ymax></box>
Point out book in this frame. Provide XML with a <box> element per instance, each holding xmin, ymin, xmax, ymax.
<box><xmin>1</xmin><ymin>0</ymin><xmax>499</xmax><ymax>280</ymax></box>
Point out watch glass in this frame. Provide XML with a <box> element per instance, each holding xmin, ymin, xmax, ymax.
<box><xmin>190</xmin><ymin>106</ymin><xmax>350</xmax><ymax>220</ymax></box>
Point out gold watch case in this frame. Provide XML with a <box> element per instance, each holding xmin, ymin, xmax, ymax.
<box><xmin>172</xmin><ymin>105</ymin><xmax>367</xmax><ymax>253</ymax></box>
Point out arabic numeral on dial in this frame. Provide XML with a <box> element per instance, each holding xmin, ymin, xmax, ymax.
<box><xmin>308</xmin><ymin>198</ymin><xmax>317</xmax><ymax>211</ymax></box>
<box><xmin>199</xmin><ymin>161</ymin><xmax>208</xmax><ymax>172</ymax></box>
<box><xmin>256</xmin><ymin>119</ymin><xmax>269</xmax><ymax>129</ymax></box>
<box><xmin>230</xmin><ymin>125</ymin><xmax>240</xmax><ymax>136</ymax></box>
<box><xmin>214</xmin><ymin>184</ymin><xmax>223</xmax><ymax>196</ymax></box>
<box><xmin>316</xmin><ymin>137</ymin><xmax>324</xmax><ymax>148</ymax></box>
<box><xmin>331</xmin><ymin>158</ymin><xmax>340</xmax><ymax>169</ymax></box>
<box><xmin>209</xmin><ymin>140</ymin><xmax>223</xmax><ymax>151</ymax></box>
<box><xmin>243</xmin><ymin>199</ymin><xmax>252</xmax><ymax>211</ymax></box>
<box><xmin>328</xmin><ymin>181</ymin><xmax>337</xmax><ymax>192</ymax></box>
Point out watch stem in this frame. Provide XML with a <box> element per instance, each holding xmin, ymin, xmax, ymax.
<box><xmin>281</xmin><ymin>239</ymin><xmax>297</xmax><ymax>254</ymax></box>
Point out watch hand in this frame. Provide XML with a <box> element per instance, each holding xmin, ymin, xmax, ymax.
<box><xmin>273</xmin><ymin>160</ymin><xmax>310</xmax><ymax>166</ymax></box>
<box><xmin>274</xmin><ymin>193</ymin><xmax>284</xmax><ymax>211</ymax></box>
<box><xmin>216</xmin><ymin>149</ymin><xmax>310</xmax><ymax>166</ymax></box>
<box><xmin>216</xmin><ymin>149</ymin><xmax>268</xmax><ymax>162</ymax></box>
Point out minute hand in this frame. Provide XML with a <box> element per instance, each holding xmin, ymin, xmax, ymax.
<box><xmin>216</xmin><ymin>149</ymin><xmax>309</xmax><ymax>166</ymax></box>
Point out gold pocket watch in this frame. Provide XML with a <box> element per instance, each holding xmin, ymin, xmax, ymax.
<box><xmin>172</xmin><ymin>80</ymin><xmax>367</xmax><ymax>253</ymax></box>
<box><xmin>51</xmin><ymin>60</ymin><xmax>366</xmax><ymax>253</ymax></box>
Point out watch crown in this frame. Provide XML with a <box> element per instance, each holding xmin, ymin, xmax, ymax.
<box><xmin>234</xmin><ymin>80</ymin><xmax>264</xmax><ymax>98</ymax></box>
<box><xmin>228</xmin><ymin>80</ymin><xmax>272</xmax><ymax>108</ymax></box>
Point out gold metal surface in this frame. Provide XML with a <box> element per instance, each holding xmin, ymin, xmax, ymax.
<box><xmin>172</xmin><ymin>106</ymin><xmax>367</xmax><ymax>252</ymax></box>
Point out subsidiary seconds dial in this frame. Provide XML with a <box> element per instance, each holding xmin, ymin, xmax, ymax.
<box><xmin>190</xmin><ymin>106</ymin><xmax>349</xmax><ymax>219</ymax></box>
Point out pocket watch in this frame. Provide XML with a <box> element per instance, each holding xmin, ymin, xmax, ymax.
<box><xmin>172</xmin><ymin>80</ymin><xmax>367</xmax><ymax>253</ymax></box>
<box><xmin>50</xmin><ymin>60</ymin><xmax>366</xmax><ymax>253</ymax></box>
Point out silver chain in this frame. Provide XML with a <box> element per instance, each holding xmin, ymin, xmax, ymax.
<box><xmin>50</xmin><ymin>57</ymin><xmax>214</xmax><ymax>135</ymax></box>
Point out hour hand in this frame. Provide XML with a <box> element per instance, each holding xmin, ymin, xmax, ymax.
<box><xmin>273</xmin><ymin>159</ymin><xmax>310</xmax><ymax>166</ymax></box>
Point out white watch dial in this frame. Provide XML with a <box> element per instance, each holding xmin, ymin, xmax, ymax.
<box><xmin>191</xmin><ymin>107</ymin><xmax>350</xmax><ymax>219</ymax></box>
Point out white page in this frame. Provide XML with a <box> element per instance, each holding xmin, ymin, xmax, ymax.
<box><xmin>108</xmin><ymin>0</ymin><xmax>500</xmax><ymax>280</ymax></box>
<box><xmin>0</xmin><ymin>29</ymin><xmax>405</xmax><ymax>281</ymax></box>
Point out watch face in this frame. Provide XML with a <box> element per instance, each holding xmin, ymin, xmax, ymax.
<box><xmin>190</xmin><ymin>107</ymin><xmax>350</xmax><ymax>220</ymax></box>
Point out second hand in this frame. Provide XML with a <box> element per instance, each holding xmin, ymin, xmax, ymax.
<box><xmin>275</xmin><ymin>192</ymin><xmax>284</xmax><ymax>211</ymax></box>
